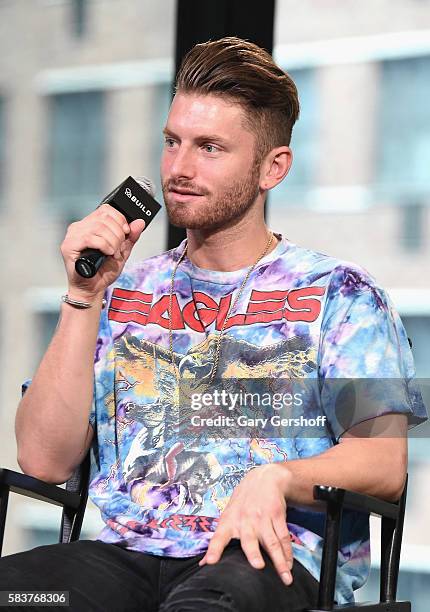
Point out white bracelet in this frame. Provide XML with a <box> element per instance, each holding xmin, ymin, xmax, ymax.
<box><xmin>61</xmin><ymin>294</ymin><xmax>107</xmax><ymax>309</ymax></box>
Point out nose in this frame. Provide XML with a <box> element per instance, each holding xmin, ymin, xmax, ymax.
<box><xmin>168</xmin><ymin>144</ymin><xmax>196</xmax><ymax>181</ymax></box>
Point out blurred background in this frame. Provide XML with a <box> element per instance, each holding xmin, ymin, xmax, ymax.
<box><xmin>0</xmin><ymin>0</ymin><xmax>429</xmax><ymax>607</ymax></box>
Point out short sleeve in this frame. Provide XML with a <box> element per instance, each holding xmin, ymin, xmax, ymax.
<box><xmin>318</xmin><ymin>265</ymin><xmax>428</xmax><ymax>440</ymax></box>
<box><xmin>89</xmin><ymin>289</ymin><xmax>115</xmax><ymax>429</ymax></box>
<box><xmin>92</xmin><ymin>290</ymin><xmax>115</xmax><ymax>431</ymax></box>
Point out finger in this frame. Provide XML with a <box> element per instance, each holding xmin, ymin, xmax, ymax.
<box><xmin>97</xmin><ymin>215</ymin><xmax>128</xmax><ymax>242</ymax></box>
<box><xmin>66</xmin><ymin>220</ymin><xmax>124</xmax><ymax>256</ymax></box>
<box><xmin>199</xmin><ymin>528</ymin><xmax>231</xmax><ymax>566</ymax></box>
<box><xmin>91</xmin><ymin>220</ymin><xmax>126</xmax><ymax>249</ymax></box>
<box><xmin>120</xmin><ymin>219</ymin><xmax>146</xmax><ymax>261</ymax></box>
<box><xmin>240</xmin><ymin>526</ymin><xmax>265</xmax><ymax>569</ymax></box>
<box><xmin>96</xmin><ymin>203</ymin><xmax>128</xmax><ymax>229</ymax></box>
<box><xmin>260</xmin><ymin>523</ymin><xmax>292</xmax><ymax>585</ymax></box>
<box><xmin>98</xmin><ymin>207</ymin><xmax>131</xmax><ymax>236</ymax></box>
<box><xmin>90</xmin><ymin>228</ymin><xmax>123</xmax><ymax>256</ymax></box>
<box><xmin>272</xmin><ymin>516</ymin><xmax>293</xmax><ymax>571</ymax></box>
<box><xmin>72</xmin><ymin>234</ymin><xmax>117</xmax><ymax>257</ymax></box>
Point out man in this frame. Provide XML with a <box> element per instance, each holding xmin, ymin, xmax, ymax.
<box><xmin>2</xmin><ymin>37</ymin><xmax>426</xmax><ymax>611</ymax></box>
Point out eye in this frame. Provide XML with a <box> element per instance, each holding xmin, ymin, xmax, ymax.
<box><xmin>202</xmin><ymin>143</ymin><xmax>220</xmax><ymax>154</ymax></box>
<box><xmin>164</xmin><ymin>137</ymin><xmax>176</xmax><ymax>148</ymax></box>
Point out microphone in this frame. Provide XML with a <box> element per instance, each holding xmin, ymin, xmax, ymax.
<box><xmin>75</xmin><ymin>175</ymin><xmax>162</xmax><ymax>278</ymax></box>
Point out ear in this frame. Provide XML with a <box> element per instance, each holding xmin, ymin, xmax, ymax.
<box><xmin>259</xmin><ymin>146</ymin><xmax>293</xmax><ymax>190</ymax></box>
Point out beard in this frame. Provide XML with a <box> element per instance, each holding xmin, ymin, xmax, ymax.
<box><xmin>161</xmin><ymin>160</ymin><xmax>261</xmax><ymax>231</ymax></box>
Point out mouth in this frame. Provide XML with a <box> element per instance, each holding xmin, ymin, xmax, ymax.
<box><xmin>168</xmin><ymin>189</ymin><xmax>204</xmax><ymax>202</ymax></box>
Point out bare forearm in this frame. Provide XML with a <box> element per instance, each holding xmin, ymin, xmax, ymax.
<box><xmin>276</xmin><ymin>435</ymin><xmax>407</xmax><ymax>508</ymax></box>
<box><xmin>15</xmin><ymin>204</ymin><xmax>146</xmax><ymax>483</ymax></box>
<box><xmin>15</xmin><ymin>296</ymin><xmax>104</xmax><ymax>482</ymax></box>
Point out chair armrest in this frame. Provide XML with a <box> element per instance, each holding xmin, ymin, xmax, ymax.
<box><xmin>312</xmin><ymin>481</ymin><xmax>407</xmax><ymax>609</ymax></box>
<box><xmin>0</xmin><ymin>468</ymin><xmax>81</xmax><ymax>509</ymax></box>
<box><xmin>313</xmin><ymin>484</ymin><xmax>399</xmax><ymax>519</ymax></box>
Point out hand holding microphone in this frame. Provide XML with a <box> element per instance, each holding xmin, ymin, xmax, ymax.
<box><xmin>75</xmin><ymin>176</ymin><xmax>161</xmax><ymax>278</ymax></box>
<box><xmin>60</xmin><ymin>176</ymin><xmax>161</xmax><ymax>302</ymax></box>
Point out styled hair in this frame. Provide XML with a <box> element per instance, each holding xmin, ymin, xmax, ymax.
<box><xmin>175</xmin><ymin>36</ymin><xmax>300</xmax><ymax>161</ymax></box>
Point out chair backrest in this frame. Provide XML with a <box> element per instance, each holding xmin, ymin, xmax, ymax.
<box><xmin>380</xmin><ymin>474</ymin><xmax>408</xmax><ymax>603</ymax></box>
<box><xmin>59</xmin><ymin>450</ymin><xmax>91</xmax><ymax>543</ymax></box>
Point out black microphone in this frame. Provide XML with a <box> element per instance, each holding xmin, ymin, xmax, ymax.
<box><xmin>75</xmin><ymin>175</ymin><xmax>162</xmax><ymax>278</ymax></box>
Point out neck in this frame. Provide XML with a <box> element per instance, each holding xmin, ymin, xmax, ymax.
<box><xmin>185</xmin><ymin>219</ymin><xmax>278</xmax><ymax>272</ymax></box>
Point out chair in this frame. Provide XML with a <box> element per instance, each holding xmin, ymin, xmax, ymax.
<box><xmin>0</xmin><ymin>455</ymin><xmax>410</xmax><ymax>611</ymax></box>
<box><xmin>308</xmin><ymin>477</ymin><xmax>410</xmax><ymax>611</ymax></box>
<box><xmin>0</xmin><ymin>451</ymin><xmax>90</xmax><ymax>553</ymax></box>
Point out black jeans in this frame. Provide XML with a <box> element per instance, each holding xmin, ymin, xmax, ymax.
<box><xmin>0</xmin><ymin>539</ymin><xmax>319</xmax><ymax>611</ymax></box>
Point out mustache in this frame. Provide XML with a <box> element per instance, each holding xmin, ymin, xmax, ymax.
<box><xmin>163</xmin><ymin>180</ymin><xmax>209</xmax><ymax>196</ymax></box>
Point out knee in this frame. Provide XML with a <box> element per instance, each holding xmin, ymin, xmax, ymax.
<box><xmin>160</xmin><ymin>581</ymin><xmax>238</xmax><ymax>612</ymax></box>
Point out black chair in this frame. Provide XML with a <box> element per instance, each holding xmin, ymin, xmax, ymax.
<box><xmin>308</xmin><ymin>477</ymin><xmax>410</xmax><ymax>612</ymax></box>
<box><xmin>0</xmin><ymin>455</ymin><xmax>410</xmax><ymax>611</ymax></box>
<box><xmin>0</xmin><ymin>451</ymin><xmax>90</xmax><ymax>553</ymax></box>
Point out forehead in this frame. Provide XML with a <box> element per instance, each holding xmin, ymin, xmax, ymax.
<box><xmin>165</xmin><ymin>92</ymin><xmax>254</xmax><ymax>143</ymax></box>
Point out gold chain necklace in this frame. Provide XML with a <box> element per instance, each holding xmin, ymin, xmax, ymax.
<box><xmin>168</xmin><ymin>231</ymin><xmax>274</xmax><ymax>387</ymax></box>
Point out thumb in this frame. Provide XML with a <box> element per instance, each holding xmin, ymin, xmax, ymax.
<box><xmin>128</xmin><ymin>218</ymin><xmax>146</xmax><ymax>244</ymax></box>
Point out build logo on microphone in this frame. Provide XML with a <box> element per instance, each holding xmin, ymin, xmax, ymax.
<box><xmin>105</xmin><ymin>176</ymin><xmax>161</xmax><ymax>225</ymax></box>
<box><xmin>125</xmin><ymin>187</ymin><xmax>153</xmax><ymax>217</ymax></box>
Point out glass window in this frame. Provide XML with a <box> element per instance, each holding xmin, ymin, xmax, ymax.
<box><xmin>269</xmin><ymin>68</ymin><xmax>318</xmax><ymax>209</ymax></box>
<box><xmin>47</xmin><ymin>91</ymin><xmax>105</xmax><ymax>221</ymax></box>
<box><xmin>376</xmin><ymin>56</ymin><xmax>430</xmax><ymax>202</ymax></box>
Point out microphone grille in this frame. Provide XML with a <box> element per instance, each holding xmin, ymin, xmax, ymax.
<box><xmin>135</xmin><ymin>176</ymin><xmax>156</xmax><ymax>197</ymax></box>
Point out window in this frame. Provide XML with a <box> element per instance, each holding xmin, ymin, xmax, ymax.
<box><xmin>25</xmin><ymin>288</ymin><xmax>63</xmax><ymax>371</ymax></box>
<box><xmin>150</xmin><ymin>81</ymin><xmax>173</xmax><ymax>196</ymax></box>
<box><xmin>376</xmin><ymin>56</ymin><xmax>430</xmax><ymax>202</ymax></box>
<box><xmin>401</xmin><ymin>313</ymin><xmax>430</xmax><ymax>417</ymax></box>
<box><xmin>400</xmin><ymin>313</ymin><xmax>430</xmax><ymax>461</ymax></box>
<box><xmin>47</xmin><ymin>91</ymin><xmax>105</xmax><ymax>221</ymax></box>
<box><xmin>388</xmin><ymin>288</ymin><xmax>430</xmax><ymax>461</ymax></box>
<box><xmin>71</xmin><ymin>0</ymin><xmax>87</xmax><ymax>38</ymax></box>
<box><xmin>37</xmin><ymin>311</ymin><xmax>60</xmax><ymax>366</ymax></box>
<box><xmin>0</xmin><ymin>96</ymin><xmax>5</xmax><ymax>201</ymax></box>
<box><xmin>270</xmin><ymin>68</ymin><xmax>318</xmax><ymax>208</ymax></box>
<box><xmin>401</xmin><ymin>315</ymin><xmax>430</xmax><ymax>378</ymax></box>
<box><xmin>399</xmin><ymin>202</ymin><xmax>426</xmax><ymax>252</ymax></box>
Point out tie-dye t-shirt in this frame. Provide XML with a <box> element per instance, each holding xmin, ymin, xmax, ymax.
<box><xmin>89</xmin><ymin>234</ymin><xmax>426</xmax><ymax>604</ymax></box>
